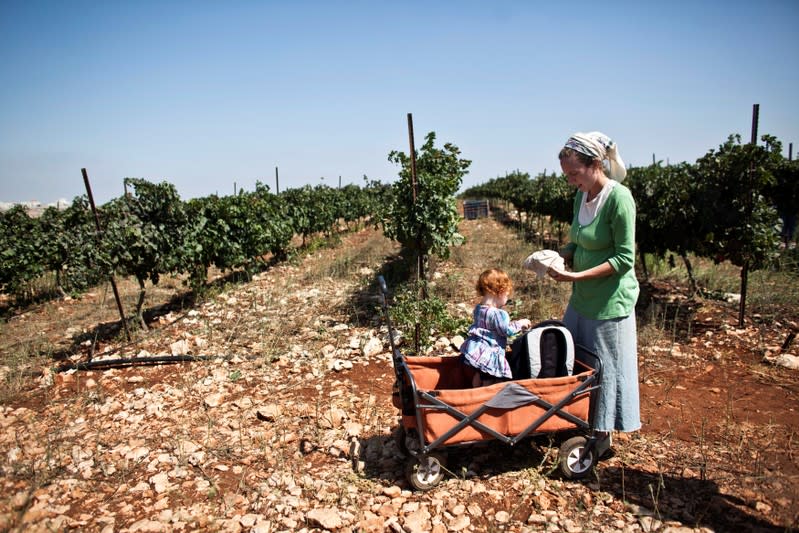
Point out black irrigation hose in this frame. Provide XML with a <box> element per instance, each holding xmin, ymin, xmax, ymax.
<box><xmin>54</xmin><ymin>353</ymin><xmax>261</xmax><ymax>373</ymax></box>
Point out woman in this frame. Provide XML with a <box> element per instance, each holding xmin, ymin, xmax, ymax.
<box><xmin>547</xmin><ymin>131</ymin><xmax>640</xmax><ymax>456</ymax></box>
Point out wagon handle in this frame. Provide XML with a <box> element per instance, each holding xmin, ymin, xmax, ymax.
<box><xmin>377</xmin><ymin>276</ymin><xmax>398</xmax><ymax>355</ymax></box>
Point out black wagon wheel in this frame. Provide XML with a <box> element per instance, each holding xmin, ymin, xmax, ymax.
<box><xmin>405</xmin><ymin>452</ymin><xmax>446</xmax><ymax>491</ymax></box>
<box><xmin>558</xmin><ymin>436</ymin><xmax>596</xmax><ymax>479</ymax></box>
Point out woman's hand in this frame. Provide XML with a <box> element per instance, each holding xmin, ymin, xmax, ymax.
<box><xmin>547</xmin><ymin>267</ymin><xmax>578</xmax><ymax>282</ymax></box>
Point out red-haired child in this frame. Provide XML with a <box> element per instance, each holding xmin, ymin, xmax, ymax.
<box><xmin>460</xmin><ymin>269</ymin><xmax>531</xmax><ymax>387</ymax></box>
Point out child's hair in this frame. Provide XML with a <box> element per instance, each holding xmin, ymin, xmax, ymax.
<box><xmin>476</xmin><ymin>268</ymin><xmax>513</xmax><ymax>297</ymax></box>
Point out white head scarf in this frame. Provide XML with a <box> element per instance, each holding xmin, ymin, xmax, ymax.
<box><xmin>563</xmin><ymin>131</ymin><xmax>627</xmax><ymax>182</ymax></box>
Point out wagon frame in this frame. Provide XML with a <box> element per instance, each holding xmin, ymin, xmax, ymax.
<box><xmin>378</xmin><ymin>276</ymin><xmax>607</xmax><ymax>490</ymax></box>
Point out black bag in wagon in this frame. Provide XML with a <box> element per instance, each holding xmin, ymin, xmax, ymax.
<box><xmin>508</xmin><ymin>320</ymin><xmax>575</xmax><ymax>380</ymax></box>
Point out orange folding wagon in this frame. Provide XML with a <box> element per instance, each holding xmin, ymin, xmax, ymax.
<box><xmin>378</xmin><ymin>276</ymin><xmax>605</xmax><ymax>490</ymax></box>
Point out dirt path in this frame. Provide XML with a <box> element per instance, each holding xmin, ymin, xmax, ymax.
<box><xmin>1</xmin><ymin>219</ymin><xmax>798</xmax><ymax>532</ymax></box>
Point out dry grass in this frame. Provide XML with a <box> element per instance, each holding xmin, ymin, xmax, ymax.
<box><xmin>644</xmin><ymin>250</ymin><xmax>799</xmax><ymax>314</ymax></box>
<box><xmin>441</xmin><ymin>218</ymin><xmax>572</xmax><ymax>324</ymax></box>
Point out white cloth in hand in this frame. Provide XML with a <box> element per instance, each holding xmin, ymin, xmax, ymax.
<box><xmin>523</xmin><ymin>249</ymin><xmax>565</xmax><ymax>278</ymax></box>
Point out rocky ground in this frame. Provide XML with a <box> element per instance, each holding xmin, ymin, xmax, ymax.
<box><xmin>1</xmin><ymin>219</ymin><xmax>798</xmax><ymax>532</ymax></box>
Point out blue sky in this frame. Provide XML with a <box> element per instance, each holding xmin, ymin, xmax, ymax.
<box><xmin>1</xmin><ymin>0</ymin><xmax>797</xmax><ymax>205</ymax></box>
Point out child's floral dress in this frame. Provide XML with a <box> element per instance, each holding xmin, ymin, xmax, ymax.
<box><xmin>460</xmin><ymin>304</ymin><xmax>526</xmax><ymax>379</ymax></box>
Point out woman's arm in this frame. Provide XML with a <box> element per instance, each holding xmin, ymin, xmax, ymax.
<box><xmin>548</xmin><ymin>261</ymin><xmax>614</xmax><ymax>282</ymax></box>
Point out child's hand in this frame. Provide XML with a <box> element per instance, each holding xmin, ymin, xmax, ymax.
<box><xmin>518</xmin><ymin>318</ymin><xmax>532</xmax><ymax>330</ymax></box>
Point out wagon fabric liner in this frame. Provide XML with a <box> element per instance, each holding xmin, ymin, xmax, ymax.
<box><xmin>394</xmin><ymin>354</ymin><xmax>595</xmax><ymax>447</ymax></box>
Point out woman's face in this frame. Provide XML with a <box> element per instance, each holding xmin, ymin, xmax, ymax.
<box><xmin>561</xmin><ymin>155</ymin><xmax>597</xmax><ymax>193</ymax></box>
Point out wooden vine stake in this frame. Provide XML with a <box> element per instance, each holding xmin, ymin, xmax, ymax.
<box><xmin>407</xmin><ymin>113</ymin><xmax>424</xmax><ymax>353</ymax></box>
<box><xmin>738</xmin><ymin>104</ymin><xmax>759</xmax><ymax>328</ymax></box>
<box><xmin>82</xmin><ymin>168</ymin><xmax>131</xmax><ymax>342</ymax></box>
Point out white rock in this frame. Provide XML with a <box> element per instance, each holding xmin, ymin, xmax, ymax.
<box><xmin>240</xmin><ymin>514</ymin><xmax>259</xmax><ymax>528</ymax></box>
<box><xmin>321</xmin><ymin>344</ymin><xmax>337</xmax><ymax>357</ymax></box>
<box><xmin>176</xmin><ymin>440</ymin><xmax>201</xmax><ymax>454</ymax></box>
<box><xmin>449</xmin><ymin>514</ymin><xmax>471</xmax><ymax>531</ymax></box>
<box><xmin>306</xmin><ymin>508</ymin><xmax>343</xmax><ymax>529</ymax></box>
<box><xmin>131</xmin><ymin>481</ymin><xmax>151</xmax><ymax>492</ymax></box>
<box><xmin>149</xmin><ymin>472</ymin><xmax>171</xmax><ymax>493</ymax></box>
<box><xmin>528</xmin><ymin>513</ymin><xmax>548</xmax><ymax>524</ymax></box>
<box><xmin>319</xmin><ymin>406</ymin><xmax>347</xmax><ymax>428</ymax></box>
<box><xmin>256</xmin><ymin>404</ymin><xmax>283</xmax><ymax>421</ymax></box>
<box><xmin>403</xmin><ymin>508</ymin><xmax>432</xmax><ymax>533</ymax></box>
<box><xmin>204</xmin><ymin>393</ymin><xmax>224</xmax><ymax>408</ymax></box>
<box><xmin>170</xmin><ymin>339</ymin><xmax>191</xmax><ymax>356</ymax></box>
<box><xmin>344</xmin><ymin>421</ymin><xmax>363</xmax><ymax>437</ymax></box>
<box><xmin>434</xmin><ymin>336</ymin><xmax>452</xmax><ymax>350</ymax></box>
<box><xmin>7</xmin><ymin>446</ymin><xmax>21</xmax><ymax>463</ymax></box>
<box><xmin>128</xmin><ymin>519</ymin><xmax>169</xmax><ymax>532</ymax></box>
<box><xmin>362</xmin><ymin>337</ymin><xmax>384</xmax><ymax>357</ymax></box>
<box><xmin>383</xmin><ymin>485</ymin><xmax>402</xmax><ymax>497</ymax></box>
<box><xmin>234</xmin><ymin>397</ymin><xmax>253</xmax><ymax>409</ymax></box>
<box><xmin>771</xmin><ymin>353</ymin><xmax>799</xmax><ymax>370</ymax></box>
<box><xmin>331</xmin><ymin>359</ymin><xmax>353</xmax><ymax>372</ymax></box>
<box><xmin>450</xmin><ymin>335</ymin><xmax>465</xmax><ymax>350</ymax></box>
<box><xmin>126</xmin><ymin>447</ymin><xmax>150</xmax><ymax>461</ymax></box>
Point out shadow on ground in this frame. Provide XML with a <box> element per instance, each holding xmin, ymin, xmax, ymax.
<box><xmin>599</xmin><ymin>466</ymin><xmax>789</xmax><ymax>532</ymax></box>
<box><xmin>353</xmin><ymin>432</ymin><xmax>791</xmax><ymax>531</ymax></box>
<box><xmin>353</xmin><ymin>430</ymin><xmax>580</xmax><ymax>489</ymax></box>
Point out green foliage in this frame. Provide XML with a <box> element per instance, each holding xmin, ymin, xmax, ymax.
<box><xmin>461</xmin><ymin>170</ymin><xmax>571</xmax><ymax>226</ymax></box>
<box><xmin>533</xmin><ymin>172</ymin><xmax>573</xmax><ymax>224</ymax></box>
<box><xmin>0</xmin><ymin>205</ymin><xmax>45</xmax><ymax>295</ymax></box>
<box><xmin>99</xmin><ymin>178</ymin><xmax>189</xmax><ymax>321</ymax></box>
<box><xmin>338</xmin><ymin>183</ymin><xmax>372</xmax><ymax>225</ymax></box>
<box><xmin>767</xmin><ymin>156</ymin><xmax>799</xmax><ymax>242</ymax></box>
<box><xmin>38</xmin><ymin>197</ymin><xmax>106</xmax><ymax>294</ymax></box>
<box><xmin>184</xmin><ymin>195</ymin><xmax>237</xmax><ymax>284</ymax></box>
<box><xmin>184</xmin><ymin>183</ymin><xmax>293</xmax><ymax>286</ymax></box>
<box><xmin>627</xmin><ymin>162</ymin><xmax>701</xmax><ymax>260</ymax></box>
<box><xmin>363</xmin><ymin>178</ymin><xmax>393</xmax><ymax>230</ymax></box>
<box><xmin>280</xmin><ymin>185</ymin><xmax>341</xmax><ymax>243</ymax></box>
<box><xmin>0</xmin><ymin>177</ymin><xmax>383</xmax><ymax>312</ymax></box>
<box><xmin>462</xmin><ymin>171</ymin><xmax>530</xmax><ymax>211</ymax></box>
<box><xmin>384</xmin><ymin>131</ymin><xmax>471</xmax><ymax>260</ymax></box>
<box><xmin>693</xmin><ymin>134</ymin><xmax>781</xmax><ymax>269</ymax></box>
<box><xmin>388</xmin><ymin>281</ymin><xmax>470</xmax><ymax>354</ymax></box>
<box><xmin>253</xmin><ymin>183</ymin><xmax>295</xmax><ymax>258</ymax></box>
<box><xmin>100</xmin><ymin>178</ymin><xmax>188</xmax><ymax>286</ymax></box>
<box><xmin>0</xmin><ymin>177</ymin><xmax>383</xmax><ymax>305</ymax></box>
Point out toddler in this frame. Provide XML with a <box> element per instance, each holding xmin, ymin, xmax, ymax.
<box><xmin>460</xmin><ymin>269</ymin><xmax>531</xmax><ymax>387</ymax></box>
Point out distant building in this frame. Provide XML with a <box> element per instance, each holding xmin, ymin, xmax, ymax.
<box><xmin>0</xmin><ymin>199</ymin><xmax>70</xmax><ymax>215</ymax></box>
